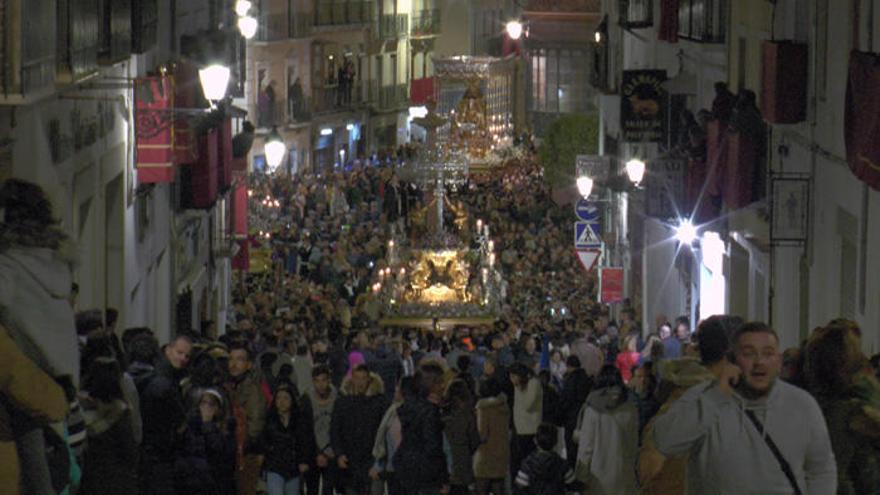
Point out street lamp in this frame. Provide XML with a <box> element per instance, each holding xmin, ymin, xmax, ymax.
<box><xmin>625</xmin><ymin>158</ymin><xmax>646</xmax><ymax>185</ymax></box>
<box><xmin>505</xmin><ymin>20</ymin><xmax>524</xmax><ymax>40</ymax></box>
<box><xmin>675</xmin><ymin>220</ymin><xmax>698</xmax><ymax>245</ymax></box>
<box><xmin>235</xmin><ymin>0</ymin><xmax>252</xmax><ymax>16</ymax></box>
<box><xmin>237</xmin><ymin>15</ymin><xmax>258</xmax><ymax>39</ymax></box>
<box><xmin>576</xmin><ymin>176</ymin><xmax>594</xmax><ymax>198</ymax></box>
<box><xmin>594</xmin><ymin>15</ymin><xmax>608</xmax><ymax>44</ymax></box>
<box><xmin>264</xmin><ymin>127</ymin><xmax>286</xmax><ymax>172</ymax></box>
<box><xmin>198</xmin><ymin>64</ymin><xmax>231</xmax><ymax>102</ymax></box>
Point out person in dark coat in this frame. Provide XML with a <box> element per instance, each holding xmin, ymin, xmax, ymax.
<box><xmin>80</xmin><ymin>358</ymin><xmax>139</xmax><ymax>495</ymax></box>
<box><xmin>443</xmin><ymin>379</ymin><xmax>481</xmax><ymax>495</ymax></box>
<box><xmin>393</xmin><ymin>363</ymin><xmax>449</xmax><ymax>493</ymax></box>
<box><xmin>139</xmin><ymin>335</ymin><xmax>193</xmax><ymax>495</ymax></box>
<box><xmin>331</xmin><ymin>365</ymin><xmax>387</xmax><ymax>495</ymax></box>
<box><xmin>175</xmin><ymin>389</ymin><xmax>236</xmax><ymax>495</ymax></box>
<box><xmin>261</xmin><ymin>384</ymin><xmax>316</xmax><ymax>495</ymax></box>
<box><xmin>559</xmin><ymin>356</ymin><xmax>592</xmax><ymax>468</ymax></box>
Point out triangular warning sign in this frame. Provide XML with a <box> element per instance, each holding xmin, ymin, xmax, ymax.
<box><xmin>576</xmin><ymin>249</ymin><xmax>601</xmax><ymax>273</ymax></box>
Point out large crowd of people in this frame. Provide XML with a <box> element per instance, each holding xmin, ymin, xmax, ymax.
<box><xmin>1</xmin><ymin>145</ymin><xmax>880</xmax><ymax>495</ymax></box>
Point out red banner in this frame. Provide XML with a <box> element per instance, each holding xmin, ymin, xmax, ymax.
<box><xmin>410</xmin><ymin>77</ymin><xmax>435</xmax><ymax>106</ymax></box>
<box><xmin>174</xmin><ymin>62</ymin><xmax>200</xmax><ymax>164</ymax></box>
<box><xmin>232</xmin><ymin>179</ymin><xmax>248</xmax><ymax>238</ymax></box>
<box><xmin>218</xmin><ymin>118</ymin><xmax>233</xmax><ymax>191</ymax></box>
<box><xmin>658</xmin><ymin>0</ymin><xmax>679</xmax><ymax>43</ymax></box>
<box><xmin>600</xmin><ymin>267</ymin><xmax>624</xmax><ymax>304</ymax></box>
<box><xmin>135</xmin><ymin>76</ymin><xmax>175</xmax><ymax>183</ymax></box>
<box><xmin>188</xmin><ymin>129</ymin><xmax>219</xmax><ymax>209</ymax></box>
<box><xmin>845</xmin><ymin>50</ymin><xmax>880</xmax><ymax>191</ymax></box>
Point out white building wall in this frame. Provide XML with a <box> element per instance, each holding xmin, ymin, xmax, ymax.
<box><xmin>769</xmin><ymin>0</ymin><xmax>880</xmax><ymax>354</ymax></box>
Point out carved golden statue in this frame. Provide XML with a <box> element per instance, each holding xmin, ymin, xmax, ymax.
<box><xmin>451</xmin><ymin>79</ymin><xmax>491</xmax><ymax>159</ymax></box>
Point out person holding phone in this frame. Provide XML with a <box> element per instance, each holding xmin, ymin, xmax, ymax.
<box><xmin>651</xmin><ymin>322</ymin><xmax>836</xmax><ymax>494</ymax></box>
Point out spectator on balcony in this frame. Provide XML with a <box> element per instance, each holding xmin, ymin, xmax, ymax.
<box><xmin>343</xmin><ymin>59</ymin><xmax>356</xmax><ymax>107</ymax></box>
<box><xmin>289</xmin><ymin>78</ymin><xmax>305</xmax><ymax>122</ymax></box>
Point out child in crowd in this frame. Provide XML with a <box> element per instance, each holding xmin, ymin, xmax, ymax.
<box><xmin>514</xmin><ymin>423</ymin><xmax>580</xmax><ymax>495</ymax></box>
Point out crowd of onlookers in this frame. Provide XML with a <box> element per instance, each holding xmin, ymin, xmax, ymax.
<box><xmin>2</xmin><ymin>150</ymin><xmax>880</xmax><ymax>495</ymax></box>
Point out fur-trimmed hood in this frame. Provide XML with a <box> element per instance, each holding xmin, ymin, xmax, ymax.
<box><xmin>339</xmin><ymin>371</ymin><xmax>385</xmax><ymax>397</ymax></box>
<box><xmin>658</xmin><ymin>357</ymin><xmax>715</xmax><ymax>388</ymax></box>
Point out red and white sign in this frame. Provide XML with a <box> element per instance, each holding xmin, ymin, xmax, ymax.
<box><xmin>600</xmin><ymin>267</ymin><xmax>625</xmax><ymax>303</ymax></box>
<box><xmin>576</xmin><ymin>249</ymin><xmax>601</xmax><ymax>273</ymax></box>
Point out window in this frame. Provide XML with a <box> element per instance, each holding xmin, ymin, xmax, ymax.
<box><xmin>620</xmin><ymin>0</ymin><xmax>652</xmax><ymax>28</ymax></box>
<box><xmin>678</xmin><ymin>0</ymin><xmax>726</xmax><ymax>43</ymax></box>
<box><xmin>529</xmin><ymin>48</ymin><xmax>592</xmax><ymax>114</ymax></box>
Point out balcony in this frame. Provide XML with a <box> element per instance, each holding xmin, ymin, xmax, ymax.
<box><xmin>132</xmin><ymin>0</ymin><xmax>158</xmax><ymax>53</ymax></box>
<box><xmin>99</xmin><ymin>0</ymin><xmax>133</xmax><ymax>64</ymax></box>
<box><xmin>0</xmin><ymin>0</ymin><xmax>57</xmax><ymax>102</ymax></box>
<box><xmin>257</xmin><ymin>12</ymin><xmax>313</xmax><ymax>42</ymax></box>
<box><xmin>410</xmin><ymin>8</ymin><xmax>441</xmax><ymax>37</ymax></box>
<box><xmin>315</xmin><ymin>1</ymin><xmax>374</xmax><ymax>28</ymax></box>
<box><xmin>58</xmin><ymin>0</ymin><xmax>101</xmax><ymax>83</ymax></box>
<box><xmin>312</xmin><ymin>82</ymin><xmax>371</xmax><ymax>114</ymax></box>
<box><xmin>377</xmin><ymin>83</ymin><xmax>409</xmax><ymax>111</ymax></box>
<box><xmin>256</xmin><ymin>99</ymin><xmax>313</xmax><ymax>128</ymax></box>
<box><xmin>378</xmin><ymin>13</ymin><xmax>408</xmax><ymax>39</ymax></box>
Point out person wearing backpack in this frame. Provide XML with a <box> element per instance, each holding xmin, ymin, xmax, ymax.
<box><xmin>514</xmin><ymin>423</ymin><xmax>580</xmax><ymax>495</ymax></box>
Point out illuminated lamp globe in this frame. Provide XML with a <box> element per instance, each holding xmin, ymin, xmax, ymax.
<box><xmin>675</xmin><ymin>220</ymin><xmax>698</xmax><ymax>245</ymax></box>
<box><xmin>625</xmin><ymin>158</ymin><xmax>646</xmax><ymax>184</ymax></box>
<box><xmin>235</xmin><ymin>0</ymin><xmax>252</xmax><ymax>17</ymax></box>
<box><xmin>264</xmin><ymin>127</ymin><xmax>286</xmax><ymax>172</ymax></box>
<box><xmin>506</xmin><ymin>21</ymin><xmax>524</xmax><ymax>40</ymax></box>
<box><xmin>198</xmin><ymin>64</ymin><xmax>231</xmax><ymax>101</ymax></box>
<box><xmin>576</xmin><ymin>176</ymin><xmax>594</xmax><ymax>198</ymax></box>
<box><xmin>238</xmin><ymin>16</ymin><xmax>258</xmax><ymax>39</ymax></box>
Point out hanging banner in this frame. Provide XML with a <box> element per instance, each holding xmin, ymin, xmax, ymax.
<box><xmin>135</xmin><ymin>76</ymin><xmax>175</xmax><ymax>183</ymax></box>
<box><xmin>845</xmin><ymin>50</ymin><xmax>880</xmax><ymax>191</ymax></box>
<box><xmin>645</xmin><ymin>156</ymin><xmax>688</xmax><ymax>219</ymax></box>
<box><xmin>621</xmin><ymin>70</ymin><xmax>667</xmax><ymax>143</ymax></box>
<box><xmin>600</xmin><ymin>267</ymin><xmax>625</xmax><ymax>304</ymax></box>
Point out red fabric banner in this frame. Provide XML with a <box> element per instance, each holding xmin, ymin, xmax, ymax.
<box><xmin>761</xmin><ymin>41</ymin><xmax>807</xmax><ymax>124</ymax></box>
<box><xmin>174</xmin><ymin>62</ymin><xmax>200</xmax><ymax>164</ymax></box>
<box><xmin>845</xmin><ymin>50</ymin><xmax>880</xmax><ymax>191</ymax></box>
<box><xmin>658</xmin><ymin>0</ymin><xmax>679</xmax><ymax>43</ymax></box>
<box><xmin>135</xmin><ymin>76</ymin><xmax>175</xmax><ymax>183</ymax></box>
<box><xmin>218</xmin><ymin>118</ymin><xmax>233</xmax><ymax>191</ymax></box>
<box><xmin>233</xmin><ymin>180</ymin><xmax>248</xmax><ymax>237</ymax></box>
<box><xmin>410</xmin><ymin>77</ymin><xmax>435</xmax><ymax>106</ymax></box>
<box><xmin>723</xmin><ymin>131</ymin><xmax>761</xmax><ymax>210</ymax></box>
<box><xmin>187</xmin><ymin>129</ymin><xmax>219</xmax><ymax>209</ymax></box>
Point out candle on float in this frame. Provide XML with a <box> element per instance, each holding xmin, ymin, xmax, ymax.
<box><xmin>488</xmin><ymin>240</ymin><xmax>495</xmax><ymax>252</ymax></box>
<box><xmin>484</xmin><ymin>225</ymin><xmax>490</xmax><ymax>237</ymax></box>
<box><xmin>476</xmin><ymin>219</ymin><xmax>483</xmax><ymax>233</ymax></box>
<box><xmin>489</xmin><ymin>253</ymin><xmax>496</xmax><ymax>266</ymax></box>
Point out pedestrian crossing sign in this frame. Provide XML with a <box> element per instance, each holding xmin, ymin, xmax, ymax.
<box><xmin>574</xmin><ymin>221</ymin><xmax>602</xmax><ymax>249</ymax></box>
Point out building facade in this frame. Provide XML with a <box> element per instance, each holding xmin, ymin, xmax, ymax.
<box><xmin>595</xmin><ymin>0</ymin><xmax>880</xmax><ymax>353</ymax></box>
<box><xmin>0</xmin><ymin>0</ymin><xmax>246</xmax><ymax>343</ymax></box>
<box><xmin>248</xmin><ymin>0</ymin><xmax>450</xmax><ymax>173</ymax></box>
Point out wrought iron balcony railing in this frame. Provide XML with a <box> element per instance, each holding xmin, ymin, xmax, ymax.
<box><xmin>410</xmin><ymin>8</ymin><xmax>441</xmax><ymax>36</ymax></box>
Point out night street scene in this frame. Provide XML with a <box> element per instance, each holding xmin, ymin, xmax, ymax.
<box><xmin>2</xmin><ymin>0</ymin><xmax>880</xmax><ymax>494</ymax></box>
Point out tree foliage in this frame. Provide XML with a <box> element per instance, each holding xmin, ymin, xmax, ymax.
<box><xmin>538</xmin><ymin>113</ymin><xmax>600</xmax><ymax>189</ymax></box>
